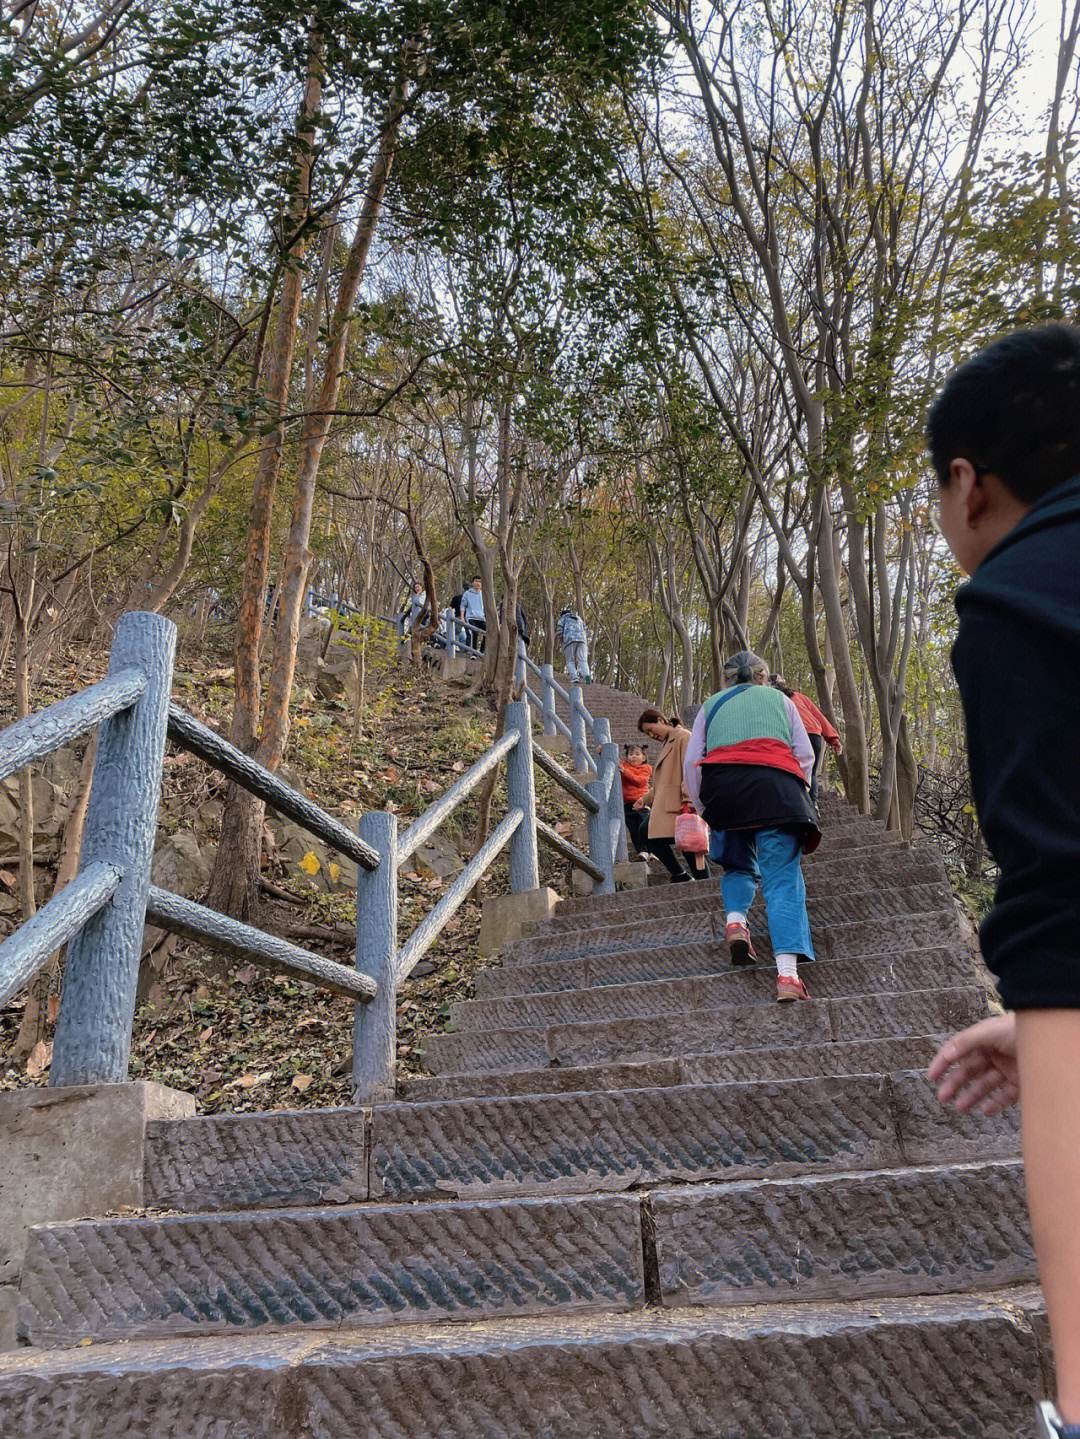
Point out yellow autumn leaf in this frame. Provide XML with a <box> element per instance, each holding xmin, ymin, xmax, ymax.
<box><xmin>295</xmin><ymin>715</ymin><xmax>312</xmax><ymax>728</ymax></box>
<box><xmin>328</xmin><ymin>862</ymin><xmax>341</xmax><ymax>882</ymax></box>
<box><xmin>299</xmin><ymin>850</ymin><xmax>321</xmax><ymax>875</ymax></box>
<box><xmin>292</xmin><ymin>1073</ymin><xmax>313</xmax><ymax>1092</ymax></box>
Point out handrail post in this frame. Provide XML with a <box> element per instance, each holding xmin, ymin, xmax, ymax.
<box><xmin>586</xmin><ymin>770</ymin><xmax>615</xmax><ymax>895</ymax></box>
<box><xmin>515</xmin><ymin>637</ymin><xmax>527</xmax><ymax>692</ymax></box>
<box><xmin>540</xmin><ymin>663</ymin><xmax>557</xmax><ymax>737</ymax></box>
<box><xmin>52</xmin><ymin>611</ymin><xmax>177</xmax><ymax>1087</ymax></box>
<box><xmin>505</xmin><ymin>701</ymin><xmax>539</xmax><ymax>894</ymax></box>
<box><xmin>353</xmin><ymin>810</ymin><xmax>398</xmax><ymax>1106</ymax></box>
<box><xmin>444</xmin><ymin>607</ymin><xmax>456</xmax><ymax>660</ymax></box>
<box><xmin>569</xmin><ymin>683</ymin><xmax>589</xmax><ymax>775</ymax></box>
<box><xmin>595</xmin><ymin>718</ymin><xmax>627</xmax><ymax>865</ymax></box>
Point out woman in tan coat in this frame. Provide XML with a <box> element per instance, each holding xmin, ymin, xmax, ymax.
<box><xmin>636</xmin><ymin>708</ymin><xmax>706</xmax><ymax>882</ymax></box>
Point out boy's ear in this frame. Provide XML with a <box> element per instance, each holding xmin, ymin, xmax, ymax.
<box><xmin>952</xmin><ymin>458</ymin><xmax>990</xmax><ymax>527</ymax></box>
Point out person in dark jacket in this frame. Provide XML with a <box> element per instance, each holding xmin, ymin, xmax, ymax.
<box><xmin>684</xmin><ymin>651</ymin><xmax>818</xmax><ymax>1000</ymax></box>
<box><xmin>924</xmin><ymin>324</ymin><xmax>1080</xmax><ymax>1439</ymax></box>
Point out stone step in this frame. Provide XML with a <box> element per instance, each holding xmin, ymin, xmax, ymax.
<box><xmin>535</xmin><ymin>856</ymin><xmax>947</xmax><ymax>935</ymax></box>
<box><xmin>0</xmin><ymin>1288</ymin><xmax>1047</xmax><ymax>1437</ymax></box>
<box><xmin>455</xmin><ymin>951</ymin><xmax>980</xmax><ymax>1033</ymax></box>
<box><xmin>478</xmin><ymin>919</ymin><xmax>970</xmax><ymax>998</ymax></box>
<box><xmin>519</xmin><ymin>882</ymin><xmax>956</xmax><ymax>953</ymax></box>
<box><xmin>557</xmin><ymin>835</ymin><xmax>911</xmax><ymax>919</ymax></box>
<box><xmin>424</xmin><ymin>985</ymin><xmax>990</xmax><ymax>1076</ymax></box>
<box><xmin>18</xmin><ymin>1192</ymin><xmax>646</xmax><ymax>1349</ymax></box>
<box><xmin>400</xmin><ymin>1034</ymin><xmax>946</xmax><ymax>1103</ymax></box>
<box><xmin>145</xmin><ymin>1070</ymin><xmax>1019</xmax><ymax>1213</ymax></box>
<box><xmin>652</xmin><ymin>1160</ymin><xmax>1033</xmax><ymax>1310</ymax></box>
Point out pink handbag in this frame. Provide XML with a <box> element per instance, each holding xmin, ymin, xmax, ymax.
<box><xmin>674</xmin><ymin>804</ymin><xmax>709</xmax><ymax>854</ymax></box>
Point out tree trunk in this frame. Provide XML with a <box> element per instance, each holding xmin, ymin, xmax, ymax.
<box><xmin>206</xmin><ymin>49</ymin><xmax>323</xmax><ymax>919</ymax></box>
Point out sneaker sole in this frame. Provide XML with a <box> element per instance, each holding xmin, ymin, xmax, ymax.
<box><xmin>728</xmin><ymin>940</ymin><xmax>756</xmax><ymax>968</ymax></box>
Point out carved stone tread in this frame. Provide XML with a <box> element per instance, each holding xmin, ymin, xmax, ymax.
<box><xmin>479</xmin><ymin>929</ymin><xmax>972</xmax><ymax>1000</ymax></box>
<box><xmin>18</xmin><ymin>1193</ymin><xmax>645</xmax><ymax>1348</ymax></box>
<box><xmin>652</xmin><ymin>1160</ymin><xmax>1034</xmax><ymax>1308</ymax></box>
<box><xmin>457</xmin><ymin>951</ymin><xmax>980</xmax><ymax>1032</ymax></box>
<box><xmin>370</xmin><ymin>1070</ymin><xmax>1018</xmax><ymax>1202</ymax></box>
<box><xmin>506</xmin><ymin>895</ymin><xmax>961</xmax><ymax>968</ymax></box>
<box><xmin>401</xmin><ymin>1034</ymin><xmax>945</xmax><ymax>1102</ymax></box>
<box><xmin>144</xmin><ymin>1070</ymin><xmax>1019</xmax><ymax>1212</ymax></box>
<box><xmin>0</xmin><ymin>1288</ymin><xmax>1048</xmax><ymax>1437</ymax></box>
<box><xmin>426</xmin><ymin>985</ymin><xmax>990</xmax><ymax>1075</ymax></box>
<box><xmin>534</xmin><ymin>862</ymin><xmax>947</xmax><ymax>934</ymax></box>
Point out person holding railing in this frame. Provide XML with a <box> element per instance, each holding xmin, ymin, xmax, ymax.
<box><xmin>684</xmin><ymin>651</ymin><xmax>820</xmax><ymax>1001</ymax></box>
<box><xmin>556</xmin><ymin>606</ymin><xmax>592</xmax><ymax>682</ymax></box>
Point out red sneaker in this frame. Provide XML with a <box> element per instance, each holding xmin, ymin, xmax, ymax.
<box><xmin>777</xmin><ymin>975</ymin><xmax>811</xmax><ymax>1003</ymax></box>
<box><xmin>725</xmin><ymin>920</ymin><xmax>757</xmax><ymax>967</ymax></box>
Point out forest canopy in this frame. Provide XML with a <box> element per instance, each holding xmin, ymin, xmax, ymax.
<box><xmin>3</xmin><ymin>0</ymin><xmax>1077</xmax><ymax>911</ymax></box>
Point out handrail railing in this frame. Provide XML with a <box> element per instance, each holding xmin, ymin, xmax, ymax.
<box><xmin>0</xmin><ymin>609</ymin><xmax>628</xmax><ymax>1107</ymax></box>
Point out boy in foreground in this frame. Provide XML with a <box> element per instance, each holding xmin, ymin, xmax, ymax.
<box><xmin>925</xmin><ymin>325</ymin><xmax>1080</xmax><ymax>1437</ymax></box>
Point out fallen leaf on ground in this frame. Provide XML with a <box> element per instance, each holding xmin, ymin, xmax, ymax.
<box><xmin>26</xmin><ymin>1040</ymin><xmax>52</xmax><ymax>1077</ymax></box>
<box><xmin>292</xmin><ymin>1073</ymin><xmax>313</xmax><ymax>1092</ymax></box>
<box><xmin>299</xmin><ymin>851</ymin><xmax>321</xmax><ymax>876</ymax></box>
<box><xmin>47</xmin><ymin>995</ymin><xmax>60</xmax><ymax>1023</ymax></box>
<box><xmin>236</xmin><ymin>965</ymin><xmax>257</xmax><ymax>984</ymax></box>
<box><xmin>198</xmin><ymin>1026</ymin><xmax>214</xmax><ymax>1045</ymax></box>
<box><xmin>0</xmin><ymin>869</ymin><xmax>16</xmax><ymax>888</ymax></box>
<box><xmin>451</xmin><ymin>761</ymin><xmax>465</xmax><ymax>773</ymax></box>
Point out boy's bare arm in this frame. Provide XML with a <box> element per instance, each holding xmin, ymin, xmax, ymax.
<box><xmin>1016</xmin><ymin>1011</ymin><xmax>1080</xmax><ymax>1423</ymax></box>
<box><xmin>933</xmin><ymin>1010</ymin><xmax>1080</xmax><ymax>1423</ymax></box>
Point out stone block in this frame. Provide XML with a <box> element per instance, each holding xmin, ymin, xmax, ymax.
<box><xmin>144</xmin><ymin>1109</ymin><xmax>368</xmax><ymax>1213</ymax></box>
<box><xmin>614</xmin><ymin>861</ymin><xmax>649</xmax><ymax>890</ymax></box>
<box><xmin>478</xmin><ymin>887</ymin><xmax>560</xmax><ymax>957</ymax></box>
<box><xmin>536</xmin><ymin>733</ymin><xmax>572</xmax><ymax>758</ymax></box>
<box><xmin>370</xmin><ymin>1074</ymin><xmax>901</xmax><ymax>1200</ymax></box>
<box><xmin>651</xmin><ymin>1160</ymin><xmax>1033</xmax><ymax>1309</ymax></box>
<box><xmin>0</xmin><ymin>1082</ymin><xmax>193</xmax><ymax>1349</ymax></box>
<box><xmin>440</xmin><ymin>653</ymin><xmax>467</xmax><ymax>680</ymax></box>
<box><xmin>18</xmin><ymin>1193</ymin><xmax>645</xmax><ymax>1347</ymax></box>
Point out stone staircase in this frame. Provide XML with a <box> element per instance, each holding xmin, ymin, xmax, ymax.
<box><xmin>0</xmin><ymin>798</ymin><xmax>1048</xmax><ymax>1437</ymax></box>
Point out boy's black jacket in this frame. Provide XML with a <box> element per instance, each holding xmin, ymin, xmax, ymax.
<box><xmin>952</xmin><ymin>473</ymin><xmax>1080</xmax><ymax>1008</ymax></box>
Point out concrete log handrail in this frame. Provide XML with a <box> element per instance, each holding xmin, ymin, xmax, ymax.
<box><xmin>0</xmin><ymin>613</ymin><xmax>623</xmax><ymax>1105</ymax></box>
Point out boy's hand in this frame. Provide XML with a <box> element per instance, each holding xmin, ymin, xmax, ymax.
<box><xmin>928</xmin><ymin>1012</ymin><xmax>1019</xmax><ymax>1116</ymax></box>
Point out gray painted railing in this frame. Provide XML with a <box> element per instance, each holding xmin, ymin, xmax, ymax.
<box><xmin>0</xmin><ymin>610</ymin><xmax>624</xmax><ymax>1105</ymax></box>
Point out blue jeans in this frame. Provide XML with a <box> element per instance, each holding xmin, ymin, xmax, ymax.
<box><xmin>710</xmin><ymin>826</ymin><xmax>815</xmax><ymax>958</ymax></box>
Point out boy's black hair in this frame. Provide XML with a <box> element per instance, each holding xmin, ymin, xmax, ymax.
<box><xmin>927</xmin><ymin>323</ymin><xmax>1080</xmax><ymax>504</ymax></box>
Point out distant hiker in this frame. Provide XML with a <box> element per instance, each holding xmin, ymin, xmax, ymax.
<box><xmin>771</xmin><ymin>674</ymin><xmax>842</xmax><ymax>804</ymax></box>
<box><xmin>922</xmin><ymin>325</ymin><xmax>1080</xmax><ymax>1439</ymax></box>
<box><xmin>460</xmin><ymin>577</ymin><xmax>486</xmax><ymax>652</ymax></box>
<box><xmin>685</xmin><ymin>651</ymin><xmax>819</xmax><ymax>1000</ymax></box>
<box><xmin>399</xmin><ymin>580</ymin><xmax>428</xmax><ymax>632</ymax></box>
<box><xmin>637</xmin><ymin>708</ymin><xmax>702</xmax><ymax>882</ymax></box>
<box><xmin>619</xmin><ymin>742</ymin><xmax>653</xmax><ymax>857</ymax></box>
<box><xmin>556</xmin><ymin>607</ymin><xmax>591</xmax><ymax>682</ymax></box>
<box><xmin>498</xmin><ymin>600</ymin><xmax>531</xmax><ymax>648</ymax></box>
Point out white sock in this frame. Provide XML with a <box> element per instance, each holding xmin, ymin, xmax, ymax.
<box><xmin>775</xmin><ymin>952</ymin><xmax>799</xmax><ymax>979</ymax></box>
<box><xmin>726</xmin><ymin>911</ymin><xmax>747</xmax><ymax>927</ymax></box>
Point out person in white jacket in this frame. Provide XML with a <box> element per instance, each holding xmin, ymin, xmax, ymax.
<box><xmin>684</xmin><ymin>650</ymin><xmax>819</xmax><ymax>1002</ymax></box>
